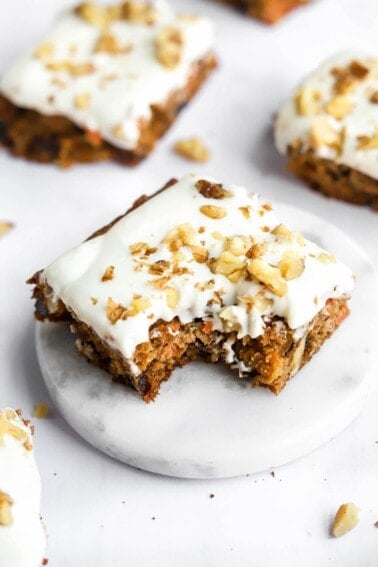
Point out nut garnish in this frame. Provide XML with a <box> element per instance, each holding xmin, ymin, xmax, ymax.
<box><xmin>246</xmin><ymin>242</ymin><xmax>268</xmax><ymax>259</ymax></box>
<box><xmin>224</xmin><ymin>236</ymin><xmax>251</xmax><ymax>257</ymax></box>
<box><xmin>0</xmin><ymin>222</ymin><xmax>13</xmax><ymax>238</ymax></box>
<box><xmin>195</xmin><ymin>179</ymin><xmax>231</xmax><ymax>199</ymax></box>
<box><xmin>174</xmin><ymin>138</ymin><xmax>210</xmax><ymax>162</ymax></box>
<box><xmin>272</xmin><ymin>224</ymin><xmax>291</xmax><ymax>239</ymax></box>
<box><xmin>370</xmin><ymin>91</ymin><xmax>378</xmax><ymax>104</ymax></box>
<box><xmin>34</xmin><ymin>42</ymin><xmax>54</xmax><ymax>60</ymax></box>
<box><xmin>247</xmin><ymin>259</ymin><xmax>288</xmax><ymax>297</ymax></box>
<box><xmin>156</xmin><ymin>26</ymin><xmax>183</xmax><ymax>69</ymax></box>
<box><xmin>295</xmin><ymin>87</ymin><xmax>322</xmax><ymax>116</ymax></box>
<box><xmin>164</xmin><ymin>224</ymin><xmax>196</xmax><ymax>251</ymax></box>
<box><xmin>0</xmin><ymin>410</ymin><xmax>29</xmax><ymax>449</ymax></box>
<box><xmin>129</xmin><ymin>242</ymin><xmax>157</xmax><ymax>256</ymax></box>
<box><xmin>101</xmin><ymin>265</ymin><xmax>115</xmax><ymax>281</ymax></box>
<box><xmin>238</xmin><ymin>206</ymin><xmax>251</xmax><ymax>219</ymax></box>
<box><xmin>148</xmin><ymin>260</ymin><xmax>169</xmax><ymax>275</ymax></box>
<box><xmin>190</xmin><ymin>245</ymin><xmax>208</xmax><ymax>263</ymax></box>
<box><xmin>326</xmin><ymin>95</ymin><xmax>354</xmax><ymax>120</ymax></box>
<box><xmin>357</xmin><ymin>132</ymin><xmax>378</xmax><ymax>150</ymax></box>
<box><xmin>47</xmin><ymin>61</ymin><xmax>95</xmax><ymax>76</ymax></box>
<box><xmin>33</xmin><ymin>403</ymin><xmax>49</xmax><ymax>419</ymax></box>
<box><xmin>310</xmin><ymin>118</ymin><xmax>342</xmax><ymax>150</ymax></box>
<box><xmin>210</xmin><ymin>251</ymin><xmax>246</xmax><ymax>283</ymax></box>
<box><xmin>75</xmin><ymin>2</ymin><xmax>115</xmax><ymax>27</ymax></box>
<box><xmin>331</xmin><ymin>503</ymin><xmax>360</xmax><ymax>537</ymax></box>
<box><xmin>317</xmin><ymin>252</ymin><xmax>336</xmax><ymax>264</ymax></box>
<box><xmin>332</xmin><ymin>60</ymin><xmax>370</xmax><ymax>94</ymax></box>
<box><xmin>95</xmin><ymin>32</ymin><xmax>132</xmax><ymax>54</ymax></box>
<box><xmin>199</xmin><ymin>205</ymin><xmax>227</xmax><ymax>220</ymax></box>
<box><xmin>219</xmin><ymin>307</ymin><xmax>241</xmax><ymax>332</ymax></box>
<box><xmin>278</xmin><ymin>253</ymin><xmax>305</xmax><ymax>280</ymax></box>
<box><xmin>238</xmin><ymin>292</ymin><xmax>273</xmax><ymax>314</ymax></box>
<box><xmin>165</xmin><ymin>287</ymin><xmax>179</xmax><ymax>308</ymax></box>
<box><xmin>121</xmin><ymin>1</ymin><xmax>157</xmax><ymax>24</ymax></box>
<box><xmin>106</xmin><ymin>295</ymin><xmax>150</xmax><ymax>324</ymax></box>
<box><xmin>0</xmin><ymin>492</ymin><xmax>13</xmax><ymax>526</ymax></box>
<box><xmin>74</xmin><ymin>92</ymin><xmax>91</xmax><ymax>110</ymax></box>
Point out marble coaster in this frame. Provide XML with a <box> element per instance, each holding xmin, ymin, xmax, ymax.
<box><xmin>35</xmin><ymin>204</ymin><xmax>378</xmax><ymax>479</ymax></box>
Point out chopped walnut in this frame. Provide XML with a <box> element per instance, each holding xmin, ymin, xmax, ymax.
<box><xmin>331</xmin><ymin>503</ymin><xmax>360</xmax><ymax>537</ymax></box>
<box><xmin>317</xmin><ymin>252</ymin><xmax>336</xmax><ymax>263</ymax></box>
<box><xmin>190</xmin><ymin>245</ymin><xmax>208</xmax><ymax>263</ymax></box>
<box><xmin>224</xmin><ymin>236</ymin><xmax>252</xmax><ymax>257</ymax></box>
<box><xmin>200</xmin><ymin>205</ymin><xmax>227</xmax><ymax>220</ymax></box>
<box><xmin>165</xmin><ymin>287</ymin><xmax>179</xmax><ymax>309</ymax></box>
<box><xmin>121</xmin><ymin>1</ymin><xmax>157</xmax><ymax>24</ymax></box>
<box><xmin>295</xmin><ymin>87</ymin><xmax>322</xmax><ymax>116</ymax></box>
<box><xmin>90</xmin><ymin>297</ymin><xmax>98</xmax><ymax>305</ymax></box>
<box><xmin>47</xmin><ymin>61</ymin><xmax>95</xmax><ymax>76</ymax></box>
<box><xmin>156</xmin><ymin>26</ymin><xmax>183</xmax><ymax>69</ymax></box>
<box><xmin>310</xmin><ymin>118</ymin><xmax>342</xmax><ymax>150</ymax></box>
<box><xmin>195</xmin><ymin>180</ymin><xmax>231</xmax><ymax>199</ymax></box>
<box><xmin>74</xmin><ymin>92</ymin><xmax>91</xmax><ymax>110</ymax></box>
<box><xmin>357</xmin><ymin>132</ymin><xmax>378</xmax><ymax>150</ymax></box>
<box><xmin>272</xmin><ymin>224</ymin><xmax>291</xmax><ymax>239</ymax></box>
<box><xmin>101</xmin><ymin>265</ymin><xmax>115</xmax><ymax>281</ymax></box>
<box><xmin>148</xmin><ymin>260</ymin><xmax>169</xmax><ymax>275</ymax></box>
<box><xmin>75</xmin><ymin>2</ymin><xmax>116</xmax><ymax>27</ymax></box>
<box><xmin>247</xmin><ymin>259</ymin><xmax>288</xmax><ymax>297</ymax></box>
<box><xmin>370</xmin><ymin>91</ymin><xmax>378</xmax><ymax>103</ymax></box>
<box><xmin>0</xmin><ymin>492</ymin><xmax>13</xmax><ymax>526</ymax></box>
<box><xmin>0</xmin><ymin>221</ymin><xmax>13</xmax><ymax>237</ymax></box>
<box><xmin>129</xmin><ymin>242</ymin><xmax>157</xmax><ymax>256</ymax></box>
<box><xmin>174</xmin><ymin>138</ymin><xmax>210</xmax><ymax>162</ymax></box>
<box><xmin>278</xmin><ymin>253</ymin><xmax>305</xmax><ymax>280</ymax></box>
<box><xmin>246</xmin><ymin>242</ymin><xmax>268</xmax><ymax>259</ymax></box>
<box><xmin>106</xmin><ymin>295</ymin><xmax>150</xmax><ymax>324</ymax></box>
<box><xmin>238</xmin><ymin>292</ymin><xmax>273</xmax><ymax>315</ymax></box>
<box><xmin>164</xmin><ymin>223</ymin><xmax>196</xmax><ymax>251</ymax></box>
<box><xmin>33</xmin><ymin>403</ymin><xmax>49</xmax><ymax>419</ymax></box>
<box><xmin>0</xmin><ymin>410</ymin><xmax>29</xmax><ymax>449</ymax></box>
<box><xmin>332</xmin><ymin>61</ymin><xmax>370</xmax><ymax>94</ymax></box>
<box><xmin>95</xmin><ymin>32</ymin><xmax>133</xmax><ymax>54</ymax></box>
<box><xmin>238</xmin><ymin>206</ymin><xmax>251</xmax><ymax>219</ymax></box>
<box><xmin>210</xmin><ymin>251</ymin><xmax>246</xmax><ymax>283</ymax></box>
<box><xmin>34</xmin><ymin>42</ymin><xmax>54</xmax><ymax>60</ymax></box>
<box><xmin>326</xmin><ymin>95</ymin><xmax>354</xmax><ymax>120</ymax></box>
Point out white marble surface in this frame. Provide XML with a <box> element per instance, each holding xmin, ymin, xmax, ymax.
<box><xmin>1</xmin><ymin>0</ymin><xmax>378</xmax><ymax>565</ymax></box>
<box><xmin>35</xmin><ymin>204</ymin><xmax>377</xmax><ymax>479</ymax></box>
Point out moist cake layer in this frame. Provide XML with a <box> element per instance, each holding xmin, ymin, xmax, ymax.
<box><xmin>30</xmin><ymin>174</ymin><xmax>354</xmax><ymax>400</ymax></box>
<box><xmin>0</xmin><ymin>1</ymin><xmax>214</xmax><ymax>152</ymax></box>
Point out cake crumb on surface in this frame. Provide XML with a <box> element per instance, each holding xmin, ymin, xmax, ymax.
<box><xmin>0</xmin><ymin>221</ymin><xmax>14</xmax><ymax>237</ymax></box>
<box><xmin>174</xmin><ymin>137</ymin><xmax>210</xmax><ymax>162</ymax></box>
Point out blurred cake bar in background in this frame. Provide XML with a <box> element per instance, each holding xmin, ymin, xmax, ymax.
<box><xmin>275</xmin><ymin>53</ymin><xmax>378</xmax><ymax>210</ymax></box>
<box><xmin>217</xmin><ymin>0</ymin><xmax>309</xmax><ymax>24</ymax></box>
<box><xmin>29</xmin><ymin>174</ymin><xmax>354</xmax><ymax>402</ymax></box>
<box><xmin>0</xmin><ymin>408</ymin><xmax>46</xmax><ymax>566</ymax></box>
<box><xmin>0</xmin><ymin>1</ymin><xmax>216</xmax><ymax>167</ymax></box>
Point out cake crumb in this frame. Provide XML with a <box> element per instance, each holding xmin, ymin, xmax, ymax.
<box><xmin>33</xmin><ymin>403</ymin><xmax>49</xmax><ymax>419</ymax></box>
<box><xmin>331</xmin><ymin>503</ymin><xmax>360</xmax><ymax>537</ymax></box>
<box><xmin>174</xmin><ymin>137</ymin><xmax>210</xmax><ymax>162</ymax></box>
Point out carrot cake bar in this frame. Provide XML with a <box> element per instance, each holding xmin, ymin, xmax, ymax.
<box><xmin>29</xmin><ymin>174</ymin><xmax>354</xmax><ymax>402</ymax></box>
<box><xmin>0</xmin><ymin>1</ymin><xmax>216</xmax><ymax>167</ymax></box>
<box><xmin>0</xmin><ymin>408</ymin><xmax>46</xmax><ymax>566</ymax></box>
<box><xmin>275</xmin><ymin>53</ymin><xmax>378</xmax><ymax>210</ymax></box>
<box><xmin>216</xmin><ymin>0</ymin><xmax>309</xmax><ymax>24</ymax></box>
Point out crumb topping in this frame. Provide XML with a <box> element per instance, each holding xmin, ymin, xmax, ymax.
<box><xmin>275</xmin><ymin>53</ymin><xmax>378</xmax><ymax>179</ymax></box>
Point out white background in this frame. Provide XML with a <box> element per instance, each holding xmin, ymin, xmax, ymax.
<box><xmin>1</xmin><ymin>0</ymin><xmax>378</xmax><ymax>565</ymax></box>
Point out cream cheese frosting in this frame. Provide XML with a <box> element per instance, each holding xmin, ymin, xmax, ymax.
<box><xmin>42</xmin><ymin>173</ymin><xmax>355</xmax><ymax>372</ymax></box>
<box><xmin>275</xmin><ymin>52</ymin><xmax>378</xmax><ymax>179</ymax></box>
<box><xmin>0</xmin><ymin>1</ymin><xmax>214</xmax><ymax>150</ymax></box>
<box><xmin>0</xmin><ymin>408</ymin><xmax>46</xmax><ymax>567</ymax></box>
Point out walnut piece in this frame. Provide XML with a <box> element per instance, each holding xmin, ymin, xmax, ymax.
<box><xmin>0</xmin><ymin>492</ymin><xmax>13</xmax><ymax>526</ymax></box>
<box><xmin>357</xmin><ymin>132</ymin><xmax>378</xmax><ymax>150</ymax></box>
<box><xmin>295</xmin><ymin>87</ymin><xmax>322</xmax><ymax>116</ymax></box>
<box><xmin>165</xmin><ymin>287</ymin><xmax>179</xmax><ymax>309</ymax></box>
<box><xmin>210</xmin><ymin>251</ymin><xmax>246</xmax><ymax>283</ymax></box>
<box><xmin>0</xmin><ymin>221</ymin><xmax>13</xmax><ymax>238</ymax></box>
<box><xmin>34</xmin><ymin>42</ymin><xmax>55</xmax><ymax>60</ymax></box>
<box><xmin>195</xmin><ymin>179</ymin><xmax>230</xmax><ymax>199</ymax></box>
<box><xmin>101</xmin><ymin>265</ymin><xmax>115</xmax><ymax>281</ymax></box>
<box><xmin>174</xmin><ymin>138</ymin><xmax>210</xmax><ymax>162</ymax></box>
<box><xmin>199</xmin><ymin>205</ymin><xmax>227</xmax><ymax>220</ymax></box>
<box><xmin>121</xmin><ymin>1</ymin><xmax>157</xmax><ymax>24</ymax></box>
<box><xmin>247</xmin><ymin>259</ymin><xmax>288</xmax><ymax>297</ymax></box>
<box><xmin>332</xmin><ymin>60</ymin><xmax>370</xmax><ymax>94</ymax></box>
<box><xmin>326</xmin><ymin>95</ymin><xmax>354</xmax><ymax>120</ymax></box>
<box><xmin>156</xmin><ymin>26</ymin><xmax>183</xmax><ymax>69</ymax></box>
<box><xmin>33</xmin><ymin>403</ymin><xmax>49</xmax><ymax>419</ymax></box>
<box><xmin>331</xmin><ymin>503</ymin><xmax>360</xmax><ymax>537</ymax></box>
<box><xmin>310</xmin><ymin>118</ymin><xmax>342</xmax><ymax>150</ymax></box>
<box><xmin>278</xmin><ymin>253</ymin><xmax>305</xmax><ymax>280</ymax></box>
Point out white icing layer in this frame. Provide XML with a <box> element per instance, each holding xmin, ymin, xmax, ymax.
<box><xmin>0</xmin><ymin>1</ymin><xmax>214</xmax><ymax>150</ymax></box>
<box><xmin>275</xmin><ymin>52</ymin><xmax>378</xmax><ymax>179</ymax></box>
<box><xmin>0</xmin><ymin>408</ymin><xmax>46</xmax><ymax>567</ymax></box>
<box><xmin>42</xmin><ymin>174</ymin><xmax>355</xmax><ymax>373</ymax></box>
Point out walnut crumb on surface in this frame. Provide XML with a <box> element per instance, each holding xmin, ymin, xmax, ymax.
<box><xmin>295</xmin><ymin>87</ymin><xmax>322</xmax><ymax>116</ymax></box>
<box><xmin>33</xmin><ymin>402</ymin><xmax>49</xmax><ymax>419</ymax></box>
<box><xmin>0</xmin><ymin>492</ymin><xmax>13</xmax><ymax>526</ymax></box>
<box><xmin>331</xmin><ymin>503</ymin><xmax>360</xmax><ymax>537</ymax></box>
<box><xmin>174</xmin><ymin>138</ymin><xmax>210</xmax><ymax>162</ymax></box>
<box><xmin>0</xmin><ymin>221</ymin><xmax>14</xmax><ymax>237</ymax></box>
<box><xmin>195</xmin><ymin>179</ymin><xmax>231</xmax><ymax>199</ymax></box>
<box><xmin>156</xmin><ymin>26</ymin><xmax>183</xmax><ymax>69</ymax></box>
<box><xmin>101</xmin><ymin>265</ymin><xmax>115</xmax><ymax>281</ymax></box>
<box><xmin>247</xmin><ymin>259</ymin><xmax>288</xmax><ymax>297</ymax></box>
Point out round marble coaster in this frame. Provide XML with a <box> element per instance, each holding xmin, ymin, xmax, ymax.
<box><xmin>36</xmin><ymin>204</ymin><xmax>377</xmax><ymax>479</ymax></box>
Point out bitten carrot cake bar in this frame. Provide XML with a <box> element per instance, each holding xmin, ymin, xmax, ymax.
<box><xmin>0</xmin><ymin>1</ymin><xmax>215</xmax><ymax>167</ymax></box>
<box><xmin>29</xmin><ymin>174</ymin><xmax>354</xmax><ymax>402</ymax></box>
<box><xmin>275</xmin><ymin>53</ymin><xmax>378</xmax><ymax>210</ymax></box>
<box><xmin>0</xmin><ymin>408</ymin><xmax>46</xmax><ymax>566</ymax></box>
<box><xmin>217</xmin><ymin>0</ymin><xmax>309</xmax><ymax>24</ymax></box>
